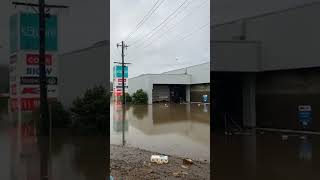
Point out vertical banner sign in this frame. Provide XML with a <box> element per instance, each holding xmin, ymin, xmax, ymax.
<box><xmin>9</xmin><ymin>12</ymin><xmax>59</xmax><ymax>112</ymax></box>
<box><xmin>113</xmin><ymin>65</ymin><xmax>129</xmax><ymax>96</ymax></box>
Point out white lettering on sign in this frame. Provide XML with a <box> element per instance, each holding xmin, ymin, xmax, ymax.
<box><xmin>26</xmin><ymin>54</ymin><xmax>52</xmax><ymax>65</ymax></box>
<box><xmin>298</xmin><ymin>105</ymin><xmax>312</xmax><ymax>111</ymax></box>
<box><xmin>21</xmin><ymin>26</ymin><xmax>56</xmax><ymax>38</ymax></box>
<box><xmin>26</xmin><ymin>67</ymin><xmax>52</xmax><ymax>75</ymax></box>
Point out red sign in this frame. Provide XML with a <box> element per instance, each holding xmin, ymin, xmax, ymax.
<box><xmin>26</xmin><ymin>54</ymin><xmax>52</xmax><ymax>65</ymax></box>
<box><xmin>117</xmin><ymin>79</ymin><xmax>127</xmax><ymax>83</ymax></box>
<box><xmin>22</xmin><ymin>87</ymin><xmax>40</xmax><ymax>94</ymax></box>
<box><xmin>20</xmin><ymin>98</ymin><xmax>40</xmax><ymax>111</ymax></box>
<box><xmin>10</xmin><ymin>98</ymin><xmax>57</xmax><ymax>112</ymax></box>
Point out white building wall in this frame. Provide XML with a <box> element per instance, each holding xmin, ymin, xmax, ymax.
<box><xmin>162</xmin><ymin>63</ymin><xmax>210</xmax><ymax>84</ymax></box>
<box><xmin>129</xmin><ymin>74</ymin><xmax>191</xmax><ymax>104</ymax></box>
<box><xmin>212</xmin><ymin>3</ymin><xmax>320</xmax><ymax>71</ymax></box>
<box><xmin>58</xmin><ymin>43</ymin><xmax>109</xmax><ymax>108</ymax></box>
<box><xmin>247</xmin><ymin>4</ymin><xmax>320</xmax><ymax>70</ymax></box>
<box><xmin>186</xmin><ymin>63</ymin><xmax>210</xmax><ymax>84</ymax></box>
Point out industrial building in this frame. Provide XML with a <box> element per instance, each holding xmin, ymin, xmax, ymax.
<box><xmin>212</xmin><ymin>2</ymin><xmax>320</xmax><ymax>131</ymax></box>
<box><xmin>129</xmin><ymin>62</ymin><xmax>210</xmax><ymax>104</ymax></box>
<box><xmin>58</xmin><ymin>40</ymin><xmax>109</xmax><ymax>108</ymax></box>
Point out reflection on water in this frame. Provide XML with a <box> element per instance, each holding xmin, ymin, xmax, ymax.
<box><xmin>110</xmin><ymin>103</ymin><xmax>211</xmax><ymax>161</ymax></box>
<box><xmin>0</xmin><ymin>111</ymin><xmax>107</xmax><ymax>180</ymax></box>
<box><xmin>213</xmin><ymin>132</ymin><xmax>320</xmax><ymax>180</ymax></box>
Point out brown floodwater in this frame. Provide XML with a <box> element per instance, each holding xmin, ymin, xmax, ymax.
<box><xmin>110</xmin><ymin>102</ymin><xmax>211</xmax><ymax>161</ymax></box>
<box><xmin>0</xmin><ymin>112</ymin><xmax>107</xmax><ymax>180</ymax></box>
<box><xmin>213</xmin><ymin>131</ymin><xmax>320</xmax><ymax>180</ymax></box>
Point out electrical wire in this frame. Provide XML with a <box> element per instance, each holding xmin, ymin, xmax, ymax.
<box><xmin>124</xmin><ymin>0</ymin><xmax>166</xmax><ymax>42</ymax></box>
<box><xmin>139</xmin><ymin>0</ymin><xmax>209</xmax><ymax>48</ymax></box>
<box><xmin>144</xmin><ymin>21</ymin><xmax>209</xmax><ymax>49</ymax></box>
<box><xmin>132</xmin><ymin>0</ymin><xmax>195</xmax><ymax>48</ymax></box>
<box><xmin>129</xmin><ymin>0</ymin><xmax>190</xmax><ymax>46</ymax></box>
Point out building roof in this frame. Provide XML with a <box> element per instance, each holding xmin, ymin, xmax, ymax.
<box><xmin>160</xmin><ymin>62</ymin><xmax>210</xmax><ymax>74</ymax></box>
<box><xmin>129</xmin><ymin>62</ymin><xmax>210</xmax><ymax>79</ymax></box>
<box><xmin>60</xmin><ymin>40</ymin><xmax>109</xmax><ymax>56</ymax></box>
<box><xmin>213</xmin><ymin>1</ymin><xmax>320</xmax><ymax>28</ymax></box>
<box><xmin>129</xmin><ymin>73</ymin><xmax>191</xmax><ymax>80</ymax></box>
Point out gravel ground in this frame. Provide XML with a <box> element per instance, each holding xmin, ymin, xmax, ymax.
<box><xmin>110</xmin><ymin>145</ymin><xmax>210</xmax><ymax>180</ymax></box>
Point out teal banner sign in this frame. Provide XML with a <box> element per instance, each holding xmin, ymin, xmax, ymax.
<box><xmin>113</xmin><ymin>66</ymin><xmax>128</xmax><ymax>78</ymax></box>
<box><xmin>20</xmin><ymin>13</ymin><xmax>58</xmax><ymax>51</ymax></box>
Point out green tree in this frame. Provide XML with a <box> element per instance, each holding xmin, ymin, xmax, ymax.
<box><xmin>32</xmin><ymin>101</ymin><xmax>70</xmax><ymax>129</ymax></box>
<box><xmin>132</xmin><ymin>89</ymin><xmax>148</xmax><ymax>105</ymax></box>
<box><xmin>70</xmin><ymin>86</ymin><xmax>109</xmax><ymax>135</ymax></box>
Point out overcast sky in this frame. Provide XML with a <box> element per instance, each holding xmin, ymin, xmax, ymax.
<box><xmin>110</xmin><ymin>0</ymin><xmax>210</xmax><ymax>78</ymax></box>
<box><xmin>1</xmin><ymin>0</ymin><xmax>320</xmax><ymax>79</ymax></box>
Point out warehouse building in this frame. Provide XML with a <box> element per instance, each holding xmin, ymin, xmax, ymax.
<box><xmin>58</xmin><ymin>40</ymin><xmax>109</xmax><ymax>108</ymax></box>
<box><xmin>129</xmin><ymin>62</ymin><xmax>210</xmax><ymax>105</ymax></box>
<box><xmin>212</xmin><ymin>2</ymin><xmax>320</xmax><ymax>131</ymax></box>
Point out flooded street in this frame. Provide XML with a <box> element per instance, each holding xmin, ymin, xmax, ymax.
<box><xmin>213</xmin><ymin>131</ymin><xmax>320</xmax><ymax>180</ymax></box>
<box><xmin>0</xmin><ymin>112</ymin><xmax>107</xmax><ymax>180</ymax></box>
<box><xmin>110</xmin><ymin>103</ymin><xmax>211</xmax><ymax>161</ymax></box>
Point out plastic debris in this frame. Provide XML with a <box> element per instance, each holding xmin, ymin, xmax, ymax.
<box><xmin>110</xmin><ymin>176</ymin><xmax>114</xmax><ymax>180</ymax></box>
<box><xmin>151</xmin><ymin>155</ymin><xmax>168</xmax><ymax>164</ymax></box>
<box><xmin>181</xmin><ymin>165</ymin><xmax>189</xmax><ymax>169</ymax></box>
<box><xmin>173</xmin><ymin>172</ymin><xmax>181</xmax><ymax>177</ymax></box>
<box><xmin>173</xmin><ymin>171</ymin><xmax>188</xmax><ymax>177</ymax></box>
<box><xmin>183</xmin><ymin>158</ymin><xmax>193</xmax><ymax>165</ymax></box>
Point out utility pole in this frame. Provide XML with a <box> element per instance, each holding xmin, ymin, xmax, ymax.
<box><xmin>116</xmin><ymin>41</ymin><xmax>129</xmax><ymax>105</ymax></box>
<box><xmin>116</xmin><ymin>41</ymin><xmax>129</xmax><ymax>146</ymax></box>
<box><xmin>12</xmin><ymin>1</ymin><xmax>68</xmax><ymax>179</ymax></box>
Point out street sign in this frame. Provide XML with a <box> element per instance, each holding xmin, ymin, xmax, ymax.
<box><xmin>10</xmin><ymin>98</ymin><xmax>57</xmax><ymax>112</ymax></box>
<box><xmin>113</xmin><ymin>66</ymin><xmax>128</xmax><ymax>78</ymax></box>
<box><xmin>298</xmin><ymin>105</ymin><xmax>312</xmax><ymax>128</ymax></box>
<box><xmin>26</xmin><ymin>54</ymin><xmax>52</xmax><ymax>65</ymax></box>
<box><xmin>20</xmin><ymin>13</ymin><xmax>58</xmax><ymax>51</ymax></box>
<box><xmin>20</xmin><ymin>76</ymin><xmax>58</xmax><ymax>85</ymax></box>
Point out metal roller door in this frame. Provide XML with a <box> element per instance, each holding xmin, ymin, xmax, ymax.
<box><xmin>152</xmin><ymin>85</ymin><xmax>170</xmax><ymax>103</ymax></box>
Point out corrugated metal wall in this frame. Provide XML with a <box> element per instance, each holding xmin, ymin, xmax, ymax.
<box><xmin>256</xmin><ymin>69</ymin><xmax>320</xmax><ymax>131</ymax></box>
<box><xmin>190</xmin><ymin>83</ymin><xmax>210</xmax><ymax>103</ymax></box>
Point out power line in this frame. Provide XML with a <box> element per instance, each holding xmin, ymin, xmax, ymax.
<box><xmin>125</xmin><ymin>0</ymin><xmax>166</xmax><ymax>42</ymax></box>
<box><xmin>178</xmin><ymin>22</ymin><xmax>210</xmax><ymax>41</ymax></box>
<box><xmin>132</xmin><ymin>22</ymin><xmax>210</xmax><ymax>59</ymax></box>
<box><xmin>129</xmin><ymin>0</ymin><xmax>190</xmax><ymax>46</ymax></box>
<box><xmin>144</xmin><ymin>21</ymin><xmax>209</xmax><ymax>49</ymax></box>
<box><xmin>139</xmin><ymin>0</ymin><xmax>209</xmax><ymax>48</ymax></box>
<box><xmin>132</xmin><ymin>0</ymin><xmax>195</xmax><ymax>48</ymax></box>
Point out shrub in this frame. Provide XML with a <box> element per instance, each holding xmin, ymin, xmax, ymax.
<box><xmin>70</xmin><ymin>86</ymin><xmax>109</xmax><ymax>135</ymax></box>
<box><xmin>132</xmin><ymin>89</ymin><xmax>148</xmax><ymax>105</ymax></box>
<box><xmin>32</xmin><ymin>101</ymin><xmax>70</xmax><ymax>128</ymax></box>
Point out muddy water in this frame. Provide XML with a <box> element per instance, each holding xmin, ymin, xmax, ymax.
<box><xmin>0</xmin><ymin>112</ymin><xmax>107</xmax><ymax>180</ymax></box>
<box><xmin>110</xmin><ymin>103</ymin><xmax>211</xmax><ymax>161</ymax></box>
<box><xmin>213</xmin><ymin>131</ymin><xmax>320</xmax><ymax>180</ymax></box>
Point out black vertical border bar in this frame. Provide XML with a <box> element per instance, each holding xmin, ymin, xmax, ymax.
<box><xmin>210</xmin><ymin>0</ymin><xmax>213</xmax><ymax>179</ymax></box>
<box><xmin>106</xmin><ymin>0</ymin><xmax>111</xmax><ymax>178</ymax></box>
